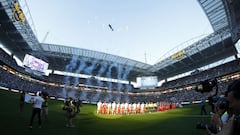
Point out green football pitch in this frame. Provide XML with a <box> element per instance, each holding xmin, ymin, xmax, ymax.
<box><xmin>0</xmin><ymin>89</ymin><xmax>210</xmax><ymax>135</ymax></box>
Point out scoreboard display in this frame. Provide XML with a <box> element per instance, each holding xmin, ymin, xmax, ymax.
<box><xmin>23</xmin><ymin>54</ymin><xmax>49</xmax><ymax>73</ymax></box>
<box><xmin>136</xmin><ymin>76</ymin><xmax>158</xmax><ymax>89</ymax></box>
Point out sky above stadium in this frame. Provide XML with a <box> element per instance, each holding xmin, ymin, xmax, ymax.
<box><xmin>23</xmin><ymin>0</ymin><xmax>213</xmax><ymax>65</ymax></box>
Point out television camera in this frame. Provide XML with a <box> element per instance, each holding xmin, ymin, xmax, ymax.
<box><xmin>195</xmin><ymin>79</ymin><xmax>218</xmax><ymax>93</ymax></box>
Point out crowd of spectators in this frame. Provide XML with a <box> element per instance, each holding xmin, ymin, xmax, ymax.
<box><xmin>161</xmin><ymin>59</ymin><xmax>240</xmax><ymax>89</ymax></box>
<box><xmin>0</xmin><ymin>48</ymin><xmax>240</xmax><ymax>105</ymax></box>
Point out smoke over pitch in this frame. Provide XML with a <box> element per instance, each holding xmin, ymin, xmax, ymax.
<box><xmin>62</xmin><ymin>55</ymin><xmax>132</xmax><ymax>102</ymax></box>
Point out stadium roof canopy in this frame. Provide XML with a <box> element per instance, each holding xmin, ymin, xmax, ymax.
<box><xmin>0</xmin><ymin>0</ymin><xmax>239</xmax><ymax>82</ymax></box>
<box><xmin>39</xmin><ymin>43</ymin><xmax>153</xmax><ymax>81</ymax></box>
<box><xmin>148</xmin><ymin>0</ymin><xmax>239</xmax><ymax>80</ymax></box>
<box><xmin>198</xmin><ymin>0</ymin><xmax>229</xmax><ymax>31</ymax></box>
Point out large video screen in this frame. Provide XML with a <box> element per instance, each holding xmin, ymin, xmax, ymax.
<box><xmin>136</xmin><ymin>76</ymin><xmax>158</xmax><ymax>89</ymax></box>
<box><xmin>23</xmin><ymin>54</ymin><xmax>49</xmax><ymax>73</ymax></box>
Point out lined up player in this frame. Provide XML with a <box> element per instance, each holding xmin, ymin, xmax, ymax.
<box><xmin>97</xmin><ymin>101</ymin><xmax>147</xmax><ymax>115</ymax></box>
<box><xmin>107</xmin><ymin>102</ymin><xmax>111</xmax><ymax>114</ymax></box>
<box><xmin>97</xmin><ymin>101</ymin><xmax>177</xmax><ymax>115</ymax></box>
<box><xmin>97</xmin><ymin>100</ymin><xmax>102</xmax><ymax>114</ymax></box>
<box><xmin>124</xmin><ymin>102</ymin><xmax>128</xmax><ymax>114</ymax></box>
<box><xmin>127</xmin><ymin>103</ymin><xmax>132</xmax><ymax>114</ymax></box>
<box><xmin>117</xmin><ymin>102</ymin><xmax>121</xmax><ymax>114</ymax></box>
<box><xmin>140</xmin><ymin>102</ymin><xmax>145</xmax><ymax>114</ymax></box>
<box><xmin>136</xmin><ymin>102</ymin><xmax>141</xmax><ymax>114</ymax></box>
<box><xmin>120</xmin><ymin>102</ymin><xmax>125</xmax><ymax>114</ymax></box>
<box><xmin>101</xmin><ymin>102</ymin><xmax>107</xmax><ymax>114</ymax></box>
<box><xmin>157</xmin><ymin>102</ymin><xmax>177</xmax><ymax>111</ymax></box>
<box><xmin>111</xmin><ymin>101</ymin><xmax>116</xmax><ymax>115</ymax></box>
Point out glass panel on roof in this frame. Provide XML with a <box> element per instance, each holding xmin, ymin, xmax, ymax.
<box><xmin>21</xmin><ymin>34</ymin><xmax>28</xmax><ymax>38</ymax></box>
<box><xmin>83</xmin><ymin>50</ymin><xmax>88</xmax><ymax>57</ymax></box>
<box><xmin>72</xmin><ymin>48</ymin><xmax>78</xmax><ymax>55</ymax></box>
<box><xmin>202</xmin><ymin>0</ymin><xmax>215</xmax><ymax>7</ymax></box>
<box><xmin>211</xmin><ymin>16</ymin><xmax>225</xmax><ymax>24</ymax></box>
<box><xmin>125</xmin><ymin>59</ymin><xmax>131</xmax><ymax>65</ymax></box>
<box><xmin>92</xmin><ymin>52</ymin><xmax>96</xmax><ymax>58</ymax></box>
<box><xmin>136</xmin><ymin>63</ymin><xmax>142</xmax><ymax>67</ymax></box>
<box><xmin>113</xmin><ymin>56</ymin><xmax>119</xmax><ymax>62</ymax></box>
<box><xmin>50</xmin><ymin>45</ymin><xmax>55</xmax><ymax>51</ymax></box>
<box><xmin>206</xmin><ymin>5</ymin><xmax>222</xmax><ymax>14</ymax></box>
<box><xmin>62</xmin><ymin>47</ymin><xmax>68</xmax><ymax>54</ymax></box>
<box><xmin>47</xmin><ymin>45</ymin><xmax>52</xmax><ymax>51</ymax></box>
<box><xmin>82</xmin><ymin>50</ymin><xmax>86</xmax><ymax>56</ymax></box>
<box><xmin>99</xmin><ymin>52</ymin><xmax>105</xmax><ymax>59</ymax></box>
<box><xmin>78</xmin><ymin>49</ymin><xmax>83</xmax><ymax>55</ymax></box>
<box><xmin>212</xmin><ymin>19</ymin><xmax>227</xmax><ymax>27</ymax></box>
<box><xmin>216</xmin><ymin>10</ymin><xmax>225</xmax><ymax>17</ymax></box>
<box><xmin>41</xmin><ymin>45</ymin><xmax>47</xmax><ymax>51</ymax></box>
<box><xmin>50</xmin><ymin>45</ymin><xmax>57</xmax><ymax>52</ymax></box>
<box><xmin>60</xmin><ymin>46</ymin><xmax>64</xmax><ymax>53</ymax></box>
<box><xmin>206</xmin><ymin>4</ymin><xmax>222</xmax><ymax>14</ymax></box>
<box><xmin>209</xmin><ymin>10</ymin><xmax>225</xmax><ymax>20</ymax></box>
<box><xmin>215</xmin><ymin>24</ymin><xmax>227</xmax><ymax>31</ymax></box>
<box><xmin>86</xmin><ymin>50</ymin><xmax>91</xmax><ymax>57</ymax></box>
<box><xmin>107</xmin><ymin>55</ymin><xmax>114</xmax><ymax>61</ymax></box>
<box><xmin>96</xmin><ymin>52</ymin><xmax>103</xmax><ymax>59</ymax></box>
<box><xmin>63</xmin><ymin>47</ymin><xmax>67</xmax><ymax>53</ymax></box>
<box><xmin>69</xmin><ymin>48</ymin><xmax>74</xmax><ymax>54</ymax></box>
<box><xmin>78</xmin><ymin>49</ymin><xmax>83</xmax><ymax>56</ymax></box>
<box><xmin>89</xmin><ymin>50</ymin><xmax>94</xmax><ymax>58</ymax></box>
<box><xmin>135</xmin><ymin>62</ymin><xmax>143</xmax><ymax>68</ymax></box>
<box><xmin>136</xmin><ymin>63</ymin><xmax>144</xmax><ymax>68</ymax></box>
<box><xmin>84</xmin><ymin>50</ymin><xmax>89</xmax><ymax>57</ymax></box>
<box><xmin>15</xmin><ymin>23</ymin><xmax>21</xmax><ymax>27</ymax></box>
<box><xmin>199</xmin><ymin>0</ymin><xmax>205</xmax><ymax>4</ymax></box>
<box><xmin>204</xmin><ymin>0</ymin><xmax>220</xmax><ymax>10</ymax></box>
<box><xmin>1</xmin><ymin>1</ymin><xmax>8</xmax><ymax>6</ymax></box>
<box><xmin>216</xmin><ymin>23</ymin><xmax>227</xmax><ymax>30</ymax></box>
<box><xmin>118</xmin><ymin>57</ymin><xmax>125</xmax><ymax>64</ymax></box>
<box><xmin>62</xmin><ymin>47</ymin><xmax>66</xmax><ymax>53</ymax></box>
<box><xmin>68</xmin><ymin>47</ymin><xmax>72</xmax><ymax>54</ymax></box>
<box><xmin>222</xmin><ymin>33</ymin><xmax>231</xmax><ymax>39</ymax></box>
<box><xmin>128</xmin><ymin>60</ymin><xmax>136</xmax><ymax>66</ymax></box>
<box><xmin>90</xmin><ymin>50</ymin><xmax>94</xmax><ymax>57</ymax></box>
<box><xmin>92</xmin><ymin>51</ymin><xmax>96</xmax><ymax>58</ymax></box>
<box><xmin>42</xmin><ymin>45</ymin><xmax>47</xmax><ymax>50</ymax></box>
<box><xmin>6</xmin><ymin>9</ymin><xmax>12</xmax><ymax>13</ymax></box>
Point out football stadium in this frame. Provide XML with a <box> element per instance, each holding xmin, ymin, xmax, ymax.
<box><xmin>0</xmin><ymin>0</ymin><xmax>240</xmax><ymax>135</ymax></box>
